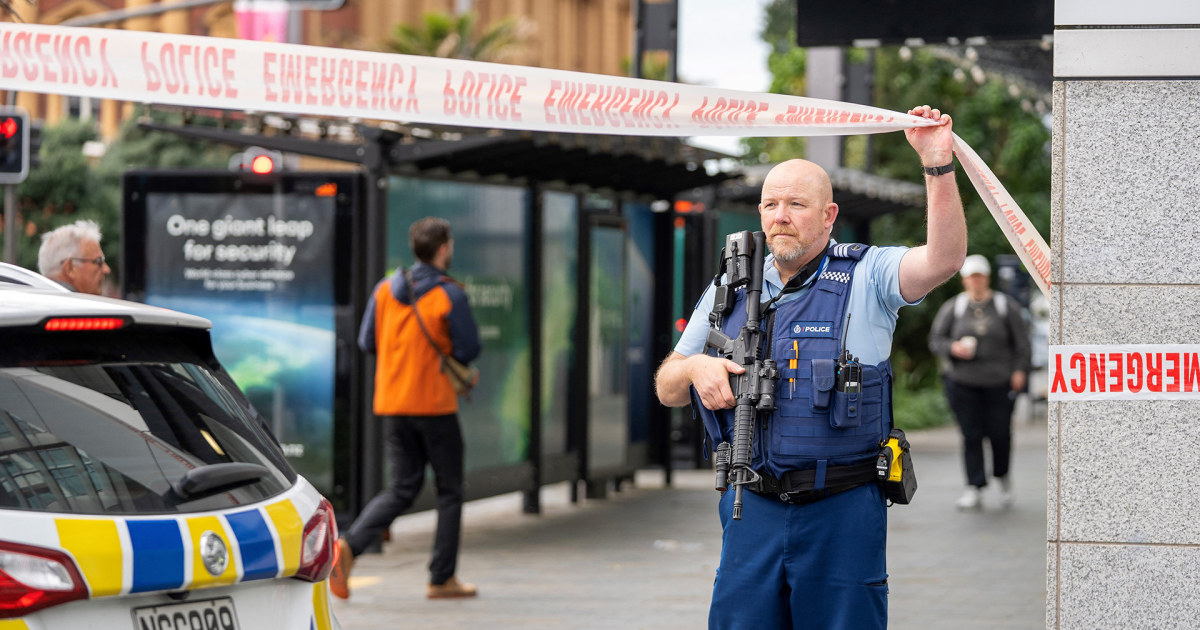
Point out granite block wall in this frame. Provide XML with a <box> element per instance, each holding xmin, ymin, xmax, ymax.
<box><xmin>1051</xmin><ymin>79</ymin><xmax>1200</xmax><ymax>629</ymax></box>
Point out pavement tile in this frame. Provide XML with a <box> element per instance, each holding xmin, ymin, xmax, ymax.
<box><xmin>332</xmin><ymin>416</ymin><xmax>1047</xmax><ymax>629</ymax></box>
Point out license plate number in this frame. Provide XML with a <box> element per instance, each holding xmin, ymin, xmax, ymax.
<box><xmin>132</xmin><ymin>597</ymin><xmax>240</xmax><ymax>630</ymax></box>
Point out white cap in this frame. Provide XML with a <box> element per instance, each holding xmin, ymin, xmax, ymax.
<box><xmin>960</xmin><ymin>254</ymin><xmax>990</xmax><ymax>277</ymax></box>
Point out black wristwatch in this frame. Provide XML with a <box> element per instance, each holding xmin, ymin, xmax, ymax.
<box><xmin>923</xmin><ymin>161</ymin><xmax>955</xmax><ymax>176</ymax></box>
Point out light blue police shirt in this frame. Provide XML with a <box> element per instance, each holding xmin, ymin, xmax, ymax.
<box><xmin>673</xmin><ymin>243</ymin><xmax>919</xmax><ymax>366</ymax></box>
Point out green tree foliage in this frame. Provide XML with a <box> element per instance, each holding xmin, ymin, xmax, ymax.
<box><xmin>870</xmin><ymin>48</ymin><xmax>1050</xmax><ymax>389</ymax></box>
<box><xmin>745</xmin><ymin>0</ymin><xmax>1051</xmax><ymax>403</ymax></box>
<box><xmin>623</xmin><ymin>50</ymin><xmax>673</xmax><ymax>81</ymax></box>
<box><xmin>13</xmin><ymin>108</ymin><xmax>234</xmax><ymax>282</ymax></box>
<box><xmin>388</xmin><ymin>12</ymin><xmax>527</xmax><ymax>62</ymax></box>
<box><xmin>14</xmin><ymin>117</ymin><xmax>115</xmax><ymax>274</ymax></box>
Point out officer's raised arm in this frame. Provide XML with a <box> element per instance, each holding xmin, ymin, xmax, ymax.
<box><xmin>897</xmin><ymin>105</ymin><xmax>968</xmax><ymax>302</ymax></box>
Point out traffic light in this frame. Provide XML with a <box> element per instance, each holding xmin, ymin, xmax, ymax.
<box><xmin>28</xmin><ymin>121</ymin><xmax>42</xmax><ymax>170</ymax></box>
<box><xmin>229</xmin><ymin>146</ymin><xmax>283</xmax><ymax>175</ymax></box>
<box><xmin>0</xmin><ymin>108</ymin><xmax>29</xmax><ymax>185</ymax></box>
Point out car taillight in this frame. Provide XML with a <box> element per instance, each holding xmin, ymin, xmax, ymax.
<box><xmin>43</xmin><ymin>317</ymin><xmax>126</xmax><ymax>331</ymax></box>
<box><xmin>294</xmin><ymin>499</ymin><xmax>337</xmax><ymax>583</ymax></box>
<box><xmin>0</xmin><ymin>541</ymin><xmax>88</xmax><ymax>618</ymax></box>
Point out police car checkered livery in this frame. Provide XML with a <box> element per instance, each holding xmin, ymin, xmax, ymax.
<box><xmin>0</xmin><ymin>267</ymin><xmax>339</xmax><ymax>630</ymax></box>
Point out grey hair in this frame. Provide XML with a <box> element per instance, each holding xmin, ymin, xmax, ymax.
<box><xmin>38</xmin><ymin>219</ymin><xmax>103</xmax><ymax>276</ymax></box>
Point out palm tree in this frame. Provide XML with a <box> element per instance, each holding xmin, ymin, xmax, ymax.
<box><xmin>2</xmin><ymin>0</ymin><xmax>31</xmax><ymax>21</ymax></box>
<box><xmin>387</xmin><ymin>12</ymin><xmax>528</xmax><ymax>62</ymax></box>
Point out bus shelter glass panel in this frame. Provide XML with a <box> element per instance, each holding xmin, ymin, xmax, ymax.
<box><xmin>386</xmin><ymin>177</ymin><xmax>531</xmax><ymax>470</ymax></box>
<box><xmin>541</xmin><ymin>192</ymin><xmax>577</xmax><ymax>457</ymax></box>
<box><xmin>625</xmin><ymin>202</ymin><xmax>656</xmax><ymax>446</ymax></box>
<box><xmin>588</xmin><ymin>225</ymin><xmax>628</xmax><ymax>472</ymax></box>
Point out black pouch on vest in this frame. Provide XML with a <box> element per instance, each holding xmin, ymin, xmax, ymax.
<box><xmin>810</xmin><ymin>359</ymin><xmax>835</xmax><ymax>410</ymax></box>
<box><xmin>830</xmin><ymin>389</ymin><xmax>861</xmax><ymax>429</ymax></box>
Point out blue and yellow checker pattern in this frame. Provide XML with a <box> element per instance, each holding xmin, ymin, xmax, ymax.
<box><xmin>52</xmin><ymin>497</ymin><xmax>305</xmax><ymax>597</ymax></box>
<box><xmin>0</xmin><ymin>479</ymin><xmax>337</xmax><ymax>629</ymax></box>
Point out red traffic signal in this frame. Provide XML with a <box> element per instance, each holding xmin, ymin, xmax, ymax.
<box><xmin>231</xmin><ymin>146</ymin><xmax>284</xmax><ymax>175</ymax></box>
<box><xmin>0</xmin><ymin>108</ymin><xmax>29</xmax><ymax>184</ymax></box>
<box><xmin>249</xmin><ymin>154</ymin><xmax>275</xmax><ymax>174</ymax></box>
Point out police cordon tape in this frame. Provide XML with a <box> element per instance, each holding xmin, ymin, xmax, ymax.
<box><xmin>0</xmin><ymin>22</ymin><xmax>1050</xmax><ymax>298</ymax></box>
<box><xmin>1049</xmin><ymin>345</ymin><xmax>1200</xmax><ymax>401</ymax></box>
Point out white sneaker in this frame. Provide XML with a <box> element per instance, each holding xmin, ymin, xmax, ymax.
<box><xmin>998</xmin><ymin>476</ymin><xmax>1014</xmax><ymax>508</ymax></box>
<box><xmin>956</xmin><ymin>487</ymin><xmax>982</xmax><ymax>511</ymax></box>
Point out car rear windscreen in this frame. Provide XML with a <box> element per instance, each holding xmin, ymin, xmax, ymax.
<box><xmin>0</xmin><ymin>326</ymin><xmax>297</xmax><ymax>515</ymax></box>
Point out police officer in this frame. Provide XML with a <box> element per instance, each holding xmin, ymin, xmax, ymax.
<box><xmin>654</xmin><ymin>105</ymin><xmax>966</xmax><ymax>630</ymax></box>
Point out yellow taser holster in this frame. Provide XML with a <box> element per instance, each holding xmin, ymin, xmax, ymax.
<box><xmin>876</xmin><ymin>428</ymin><xmax>917</xmax><ymax>504</ymax></box>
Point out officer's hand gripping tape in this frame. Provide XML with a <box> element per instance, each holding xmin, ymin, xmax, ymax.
<box><xmin>876</xmin><ymin>428</ymin><xmax>917</xmax><ymax>505</ymax></box>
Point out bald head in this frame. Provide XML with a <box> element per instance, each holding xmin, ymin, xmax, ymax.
<box><xmin>758</xmin><ymin>159</ymin><xmax>839</xmax><ymax>270</ymax></box>
<box><xmin>761</xmin><ymin>159</ymin><xmax>834</xmax><ymax>208</ymax></box>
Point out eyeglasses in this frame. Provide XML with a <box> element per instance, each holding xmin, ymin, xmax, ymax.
<box><xmin>69</xmin><ymin>256</ymin><xmax>107</xmax><ymax>267</ymax></box>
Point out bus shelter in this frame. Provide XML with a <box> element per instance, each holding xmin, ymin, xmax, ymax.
<box><xmin>124</xmin><ymin>117</ymin><xmax>737</xmax><ymax>525</ymax></box>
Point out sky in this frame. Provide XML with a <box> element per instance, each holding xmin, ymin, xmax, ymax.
<box><xmin>676</xmin><ymin>0</ymin><xmax>774</xmax><ymax>155</ymax></box>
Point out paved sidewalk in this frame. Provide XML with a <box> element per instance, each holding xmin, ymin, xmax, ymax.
<box><xmin>331</xmin><ymin>419</ymin><xmax>1047</xmax><ymax>629</ymax></box>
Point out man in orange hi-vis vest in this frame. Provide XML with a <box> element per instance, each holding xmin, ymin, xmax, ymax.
<box><xmin>330</xmin><ymin>217</ymin><xmax>481</xmax><ymax>600</ymax></box>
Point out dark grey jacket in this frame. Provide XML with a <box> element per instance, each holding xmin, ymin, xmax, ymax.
<box><xmin>929</xmin><ymin>291</ymin><xmax>1031</xmax><ymax>388</ymax></box>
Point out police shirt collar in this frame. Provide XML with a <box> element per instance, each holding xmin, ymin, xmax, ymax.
<box><xmin>768</xmin><ymin>240</ymin><xmax>831</xmax><ymax>287</ymax></box>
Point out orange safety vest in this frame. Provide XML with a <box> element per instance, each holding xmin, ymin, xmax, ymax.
<box><xmin>371</xmin><ymin>278</ymin><xmax>459</xmax><ymax>416</ymax></box>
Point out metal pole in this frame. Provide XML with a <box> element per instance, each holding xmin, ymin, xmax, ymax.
<box><xmin>4</xmin><ymin>90</ymin><xmax>15</xmax><ymax>265</ymax></box>
<box><xmin>667</xmin><ymin>0</ymin><xmax>678</xmax><ymax>83</ymax></box>
<box><xmin>355</xmin><ymin>127</ymin><xmax>390</xmax><ymax>552</ymax></box>
<box><xmin>632</xmin><ymin>0</ymin><xmax>644</xmax><ymax>78</ymax></box>
<box><xmin>524</xmin><ymin>182</ymin><xmax>544</xmax><ymax>514</ymax></box>
<box><xmin>4</xmin><ymin>185</ymin><xmax>16</xmax><ymax>265</ymax></box>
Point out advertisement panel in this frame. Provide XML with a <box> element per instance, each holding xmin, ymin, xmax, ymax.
<box><xmin>123</xmin><ymin>172</ymin><xmax>356</xmax><ymax>502</ymax></box>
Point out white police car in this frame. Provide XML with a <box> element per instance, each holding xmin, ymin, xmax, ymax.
<box><xmin>0</xmin><ymin>270</ymin><xmax>339</xmax><ymax>629</ymax></box>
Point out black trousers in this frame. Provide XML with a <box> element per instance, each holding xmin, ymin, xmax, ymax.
<box><xmin>344</xmin><ymin>414</ymin><xmax>465</xmax><ymax>584</ymax></box>
<box><xmin>944</xmin><ymin>379</ymin><xmax>1014</xmax><ymax>488</ymax></box>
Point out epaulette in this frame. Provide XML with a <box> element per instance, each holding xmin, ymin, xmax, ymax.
<box><xmin>826</xmin><ymin>242</ymin><xmax>869</xmax><ymax>260</ymax></box>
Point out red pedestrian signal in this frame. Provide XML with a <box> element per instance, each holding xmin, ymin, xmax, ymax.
<box><xmin>0</xmin><ymin>108</ymin><xmax>30</xmax><ymax>184</ymax></box>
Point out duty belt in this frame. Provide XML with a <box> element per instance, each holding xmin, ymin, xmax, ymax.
<box><xmin>747</xmin><ymin>460</ymin><xmax>879</xmax><ymax>505</ymax></box>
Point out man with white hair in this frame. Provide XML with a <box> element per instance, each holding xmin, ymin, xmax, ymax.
<box><xmin>37</xmin><ymin>219</ymin><xmax>111</xmax><ymax>295</ymax></box>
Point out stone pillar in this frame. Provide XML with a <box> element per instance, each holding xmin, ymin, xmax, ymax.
<box><xmin>805</xmin><ymin>47</ymin><xmax>842</xmax><ymax>171</ymax></box>
<box><xmin>1050</xmin><ymin>3</ymin><xmax>1200</xmax><ymax>628</ymax></box>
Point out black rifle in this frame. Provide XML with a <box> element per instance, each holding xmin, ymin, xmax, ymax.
<box><xmin>705</xmin><ymin>231</ymin><xmax>778</xmax><ymax>520</ymax></box>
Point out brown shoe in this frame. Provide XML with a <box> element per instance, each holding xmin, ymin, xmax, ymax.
<box><xmin>329</xmin><ymin>538</ymin><xmax>353</xmax><ymax>600</ymax></box>
<box><xmin>427</xmin><ymin>576</ymin><xmax>477</xmax><ymax>599</ymax></box>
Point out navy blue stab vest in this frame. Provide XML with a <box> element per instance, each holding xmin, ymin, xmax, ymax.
<box><xmin>693</xmin><ymin>243</ymin><xmax>895</xmax><ymax>480</ymax></box>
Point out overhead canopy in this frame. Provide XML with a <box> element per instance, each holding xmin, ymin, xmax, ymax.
<box><xmin>140</xmin><ymin>115</ymin><xmax>739</xmax><ymax>199</ymax></box>
<box><xmin>386</xmin><ymin>130</ymin><xmax>738</xmax><ymax>198</ymax></box>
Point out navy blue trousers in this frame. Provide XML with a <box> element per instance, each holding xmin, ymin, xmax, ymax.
<box><xmin>709</xmin><ymin>483</ymin><xmax>888</xmax><ymax>630</ymax></box>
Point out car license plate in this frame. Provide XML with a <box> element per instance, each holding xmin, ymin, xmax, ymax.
<box><xmin>132</xmin><ymin>596</ymin><xmax>240</xmax><ymax>630</ymax></box>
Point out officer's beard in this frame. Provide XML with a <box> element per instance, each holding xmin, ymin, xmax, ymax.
<box><xmin>767</xmin><ymin>231</ymin><xmax>817</xmax><ymax>264</ymax></box>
